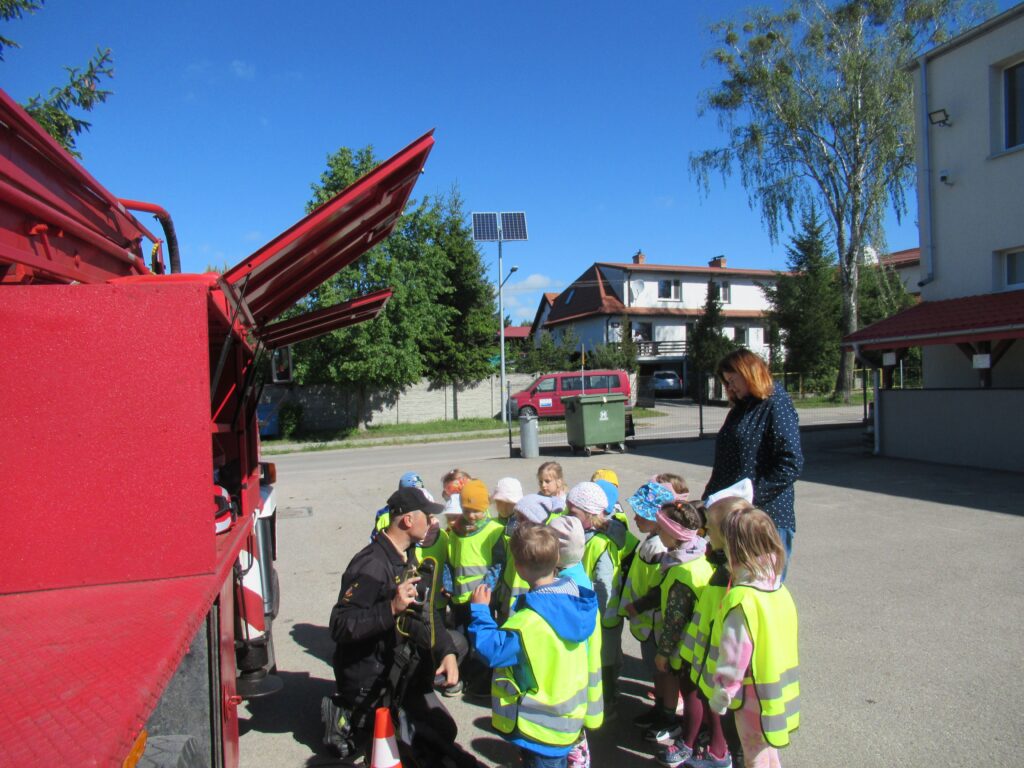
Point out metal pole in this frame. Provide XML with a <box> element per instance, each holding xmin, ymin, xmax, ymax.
<box><xmin>499</xmin><ymin>237</ymin><xmax>507</xmax><ymax>424</ymax></box>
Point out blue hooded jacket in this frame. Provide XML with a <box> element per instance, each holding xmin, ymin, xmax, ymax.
<box><xmin>469</xmin><ymin>578</ymin><xmax>598</xmax><ymax>756</ymax></box>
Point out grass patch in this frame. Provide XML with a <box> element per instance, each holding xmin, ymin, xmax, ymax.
<box><xmin>632</xmin><ymin>407</ymin><xmax>668</xmax><ymax>419</ymax></box>
<box><xmin>790</xmin><ymin>391</ymin><xmax>873</xmax><ymax>408</ymax></box>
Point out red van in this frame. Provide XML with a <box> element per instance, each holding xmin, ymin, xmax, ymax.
<box><xmin>510</xmin><ymin>369</ymin><xmax>632</xmax><ymax>418</ymax></box>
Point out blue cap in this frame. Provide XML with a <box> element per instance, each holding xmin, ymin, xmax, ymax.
<box><xmin>627</xmin><ymin>481</ymin><xmax>674</xmax><ymax>521</ymax></box>
<box><xmin>399</xmin><ymin>472</ymin><xmax>424</xmax><ymax>489</ymax></box>
<box><xmin>593</xmin><ymin>479</ymin><xmax>619</xmax><ymax>514</ymax></box>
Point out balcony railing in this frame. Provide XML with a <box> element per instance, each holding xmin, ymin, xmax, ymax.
<box><xmin>634</xmin><ymin>339</ymin><xmax>687</xmax><ymax>358</ymax></box>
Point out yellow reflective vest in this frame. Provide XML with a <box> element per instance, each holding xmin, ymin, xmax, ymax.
<box><xmin>618</xmin><ymin>535</ymin><xmax>665</xmax><ymax>641</ymax></box>
<box><xmin>448</xmin><ymin>518</ymin><xmax>504</xmax><ymax>604</ymax></box>
<box><xmin>707</xmin><ymin>584</ymin><xmax>800</xmax><ymax>748</ymax></box>
<box><xmin>658</xmin><ymin>556</ymin><xmax>713</xmax><ymax>671</ymax></box>
<box><xmin>502</xmin><ymin>512</ymin><xmax>564</xmax><ymax>615</ymax></box>
<box><xmin>491</xmin><ymin>608</ymin><xmax>589</xmax><ymax>748</ymax></box>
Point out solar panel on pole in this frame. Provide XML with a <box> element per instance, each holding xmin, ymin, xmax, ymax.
<box><xmin>500</xmin><ymin>212</ymin><xmax>528</xmax><ymax>241</ymax></box>
<box><xmin>471</xmin><ymin>212</ymin><xmax>499</xmax><ymax>241</ymax></box>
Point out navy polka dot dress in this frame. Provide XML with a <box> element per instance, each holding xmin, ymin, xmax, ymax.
<box><xmin>703</xmin><ymin>384</ymin><xmax>804</xmax><ymax>531</ymax></box>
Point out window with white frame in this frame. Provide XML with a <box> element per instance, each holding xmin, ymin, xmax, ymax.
<box><xmin>734</xmin><ymin>326</ymin><xmax>748</xmax><ymax>345</ymax></box>
<box><xmin>1007</xmin><ymin>249</ymin><xmax>1024</xmax><ymax>287</ymax></box>
<box><xmin>712</xmin><ymin>280</ymin><xmax>731</xmax><ymax>303</ymax></box>
<box><xmin>1007</xmin><ymin>60</ymin><xmax>1024</xmax><ymax>150</ymax></box>
<box><xmin>658</xmin><ymin>279</ymin><xmax>681</xmax><ymax>301</ymax></box>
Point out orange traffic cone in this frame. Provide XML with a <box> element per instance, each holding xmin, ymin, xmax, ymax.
<box><xmin>369</xmin><ymin>706</ymin><xmax>402</xmax><ymax>768</ymax></box>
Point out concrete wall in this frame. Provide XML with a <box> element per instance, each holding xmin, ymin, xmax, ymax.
<box><xmin>262</xmin><ymin>372</ymin><xmax>538</xmax><ymax>431</ymax></box>
<box><xmin>878</xmin><ymin>388</ymin><xmax>1024</xmax><ymax>472</ymax></box>
<box><xmin>914</xmin><ymin>11</ymin><xmax>1024</xmax><ymax>302</ymax></box>
<box><xmin>923</xmin><ymin>340</ymin><xmax>1024</xmax><ymax>388</ymax></box>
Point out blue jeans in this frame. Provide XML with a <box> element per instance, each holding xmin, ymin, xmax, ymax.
<box><xmin>520</xmin><ymin>748</ymin><xmax>568</xmax><ymax>768</ymax></box>
<box><xmin>778</xmin><ymin>527</ymin><xmax>794</xmax><ymax>582</ymax></box>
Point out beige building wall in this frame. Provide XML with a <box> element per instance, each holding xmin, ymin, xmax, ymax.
<box><xmin>913</xmin><ymin>9</ymin><xmax>1024</xmax><ymax>303</ymax></box>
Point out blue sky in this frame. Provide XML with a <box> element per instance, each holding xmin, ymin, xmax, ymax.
<box><xmin>2</xmin><ymin>1</ymin><xmax>1009</xmax><ymax>322</ymax></box>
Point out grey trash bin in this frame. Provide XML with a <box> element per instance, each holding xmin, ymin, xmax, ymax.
<box><xmin>519</xmin><ymin>413</ymin><xmax>539</xmax><ymax>458</ymax></box>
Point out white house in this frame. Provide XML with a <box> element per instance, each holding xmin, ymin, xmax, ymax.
<box><xmin>538</xmin><ymin>251</ymin><xmax>780</xmax><ymax>379</ymax></box>
<box><xmin>846</xmin><ymin>4</ymin><xmax>1024</xmax><ymax>471</ymax></box>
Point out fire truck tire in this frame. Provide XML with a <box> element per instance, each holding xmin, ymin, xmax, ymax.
<box><xmin>270</xmin><ymin>566</ymin><xmax>280</xmax><ymax>619</ymax></box>
<box><xmin>137</xmin><ymin>734</ymin><xmax>208</xmax><ymax>768</ymax></box>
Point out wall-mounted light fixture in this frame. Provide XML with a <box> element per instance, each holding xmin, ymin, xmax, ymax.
<box><xmin>928</xmin><ymin>108</ymin><xmax>952</xmax><ymax>127</ymax></box>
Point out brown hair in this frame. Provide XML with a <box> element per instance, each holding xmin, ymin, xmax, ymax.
<box><xmin>716</xmin><ymin>348</ymin><xmax>774</xmax><ymax>401</ymax></box>
<box><xmin>654</xmin><ymin>472</ymin><xmax>689</xmax><ymax>496</ymax></box>
<box><xmin>720</xmin><ymin>506</ymin><xmax>785</xmax><ymax>582</ymax></box>
<box><xmin>659</xmin><ymin>501</ymin><xmax>702</xmax><ymax>533</ymax></box>
<box><xmin>510</xmin><ymin>524</ymin><xmax>560</xmax><ymax>581</ymax></box>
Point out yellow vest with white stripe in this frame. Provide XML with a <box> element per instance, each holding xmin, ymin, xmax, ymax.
<box><xmin>502</xmin><ymin>512</ymin><xmax>565</xmax><ymax>614</ymax></box>
<box><xmin>709</xmin><ymin>585</ymin><xmax>800</xmax><ymax>747</ymax></box>
<box><xmin>618</xmin><ymin>539</ymin><xmax>665</xmax><ymax>641</ymax></box>
<box><xmin>659</xmin><ymin>556</ymin><xmax>713</xmax><ymax>670</ymax></box>
<box><xmin>684</xmin><ymin>578</ymin><xmax>728</xmax><ymax>683</ymax></box>
<box><xmin>491</xmin><ymin>608</ymin><xmax>589</xmax><ymax>747</ymax></box>
<box><xmin>584</xmin><ymin>596</ymin><xmax>604</xmax><ymax>729</ymax></box>
<box><xmin>448</xmin><ymin>519</ymin><xmax>503</xmax><ymax>604</ymax></box>
<box><xmin>602</xmin><ymin>515</ymin><xmax>639</xmax><ymax>628</ymax></box>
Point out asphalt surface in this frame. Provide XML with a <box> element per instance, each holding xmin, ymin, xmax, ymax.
<box><xmin>240</xmin><ymin>428</ymin><xmax>1023</xmax><ymax>768</ymax></box>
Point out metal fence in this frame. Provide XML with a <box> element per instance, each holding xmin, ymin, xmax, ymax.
<box><xmin>513</xmin><ymin>370</ymin><xmax>887</xmax><ymax>454</ymax></box>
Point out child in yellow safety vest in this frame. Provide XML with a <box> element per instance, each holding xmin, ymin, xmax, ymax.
<box><xmin>468</xmin><ymin>524</ymin><xmax>599</xmax><ymax>768</ymax></box>
<box><xmin>637</xmin><ymin>500</ymin><xmax>712</xmax><ymax>750</ymax></box>
<box><xmin>619</xmin><ymin>480</ymin><xmax>675</xmax><ymax>731</ymax></box>
<box><xmin>498</xmin><ymin>493</ymin><xmax>565</xmax><ymax>621</ymax></box>
<box><xmin>447</xmin><ymin>478</ymin><xmax>506</xmax><ymax>696</ymax></box>
<box><xmin>659</xmin><ymin>497</ymin><xmax>744</xmax><ymax>768</ymax></box>
<box><xmin>690</xmin><ymin>505</ymin><xmax>799</xmax><ymax>768</ymax></box>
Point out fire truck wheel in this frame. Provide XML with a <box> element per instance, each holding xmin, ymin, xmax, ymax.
<box><xmin>137</xmin><ymin>734</ymin><xmax>207</xmax><ymax>768</ymax></box>
<box><xmin>270</xmin><ymin>566</ymin><xmax>280</xmax><ymax>619</ymax></box>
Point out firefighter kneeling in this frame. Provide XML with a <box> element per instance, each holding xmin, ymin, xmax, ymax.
<box><xmin>322</xmin><ymin>487</ymin><xmax>480</xmax><ymax>767</ymax></box>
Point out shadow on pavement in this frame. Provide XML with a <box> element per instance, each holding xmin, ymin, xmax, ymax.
<box><xmin>291</xmin><ymin>621</ymin><xmax>335</xmax><ymax>666</ymax></box>
<box><xmin>627</xmin><ymin>427</ymin><xmax>1021</xmax><ymax>517</ymax></box>
<box><xmin>239</xmin><ymin>669</ymin><xmax>335</xmax><ymax>759</ymax></box>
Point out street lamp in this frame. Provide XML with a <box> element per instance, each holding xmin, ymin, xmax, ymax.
<box><xmin>499</xmin><ymin>265</ymin><xmax>519</xmax><ymax>423</ymax></box>
<box><xmin>471</xmin><ymin>212</ymin><xmax>529</xmax><ymax>424</ymax></box>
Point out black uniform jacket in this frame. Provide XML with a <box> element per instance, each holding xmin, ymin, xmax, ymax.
<box><xmin>329</xmin><ymin>533</ymin><xmax>455</xmax><ymax>702</ymax></box>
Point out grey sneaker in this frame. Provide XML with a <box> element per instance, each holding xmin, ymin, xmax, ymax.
<box><xmin>683</xmin><ymin>750</ymin><xmax>732</xmax><ymax>768</ymax></box>
<box><xmin>657</xmin><ymin>740</ymin><xmax>694</xmax><ymax>768</ymax></box>
<box><xmin>441</xmin><ymin>680</ymin><xmax>465</xmax><ymax>697</ymax></box>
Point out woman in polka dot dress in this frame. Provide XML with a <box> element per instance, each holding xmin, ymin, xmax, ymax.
<box><xmin>702</xmin><ymin>349</ymin><xmax>803</xmax><ymax>579</ymax></box>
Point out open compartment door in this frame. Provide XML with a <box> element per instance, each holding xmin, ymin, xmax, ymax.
<box><xmin>220</xmin><ymin>130</ymin><xmax>434</xmax><ymax>333</ymax></box>
<box><xmin>258</xmin><ymin>288</ymin><xmax>393</xmax><ymax>348</ymax></box>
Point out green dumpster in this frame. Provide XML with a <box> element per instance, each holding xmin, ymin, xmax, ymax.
<box><xmin>563</xmin><ymin>393</ymin><xmax>628</xmax><ymax>456</ymax></box>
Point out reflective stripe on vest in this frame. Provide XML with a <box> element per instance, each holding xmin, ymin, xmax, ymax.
<box><xmin>503</xmin><ymin>513</ymin><xmax>563</xmax><ymax>615</ymax></box>
<box><xmin>448</xmin><ymin>519</ymin><xmax>503</xmax><ymax>604</ymax></box>
<box><xmin>491</xmin><ymin>609</ymin><xmax>589</xmax><ymax>747</ymax></box>
<box><xmin>619</xmin><ymin>548</ymin><xmax>665</xmax><ymax>641</ymax></box>
<box><xmin>710</xmin><ymin>585</ymin><xmax>800</xmax><ymax>747</ymax></box>
<box><xmin>659</xmin><ymin>557</ymin><xmax>713</xmax><ymax>671</ymax></box>
<box><xmin>686</xmin><ymin>581</ymin><xmax>728</xmax><ymax>688</ymax></box>
<box><xmin>602</xmin><ymin>516</ymin><xmax>638</xmax><ymax>628</ymax></box>
<box><xmin>584</xmin><ymin>601</ymin><xmax>604</xmax><ymax>729</ymax></box>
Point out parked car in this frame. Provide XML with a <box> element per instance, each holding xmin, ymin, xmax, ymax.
<box><xmin>651</xmin><ymin>370</ymin><xmax>683</xmax><ymax>396</ymax></box>
<box><xmin>510</xmin><ymin>369</ymin><xmax>631</xmax><ymax>418</ymax></box>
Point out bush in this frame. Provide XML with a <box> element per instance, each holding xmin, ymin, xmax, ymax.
<box><xmin>278</xmin><ymin>402</ymin><xmax>304</xmax><ymax>439</ymax></box>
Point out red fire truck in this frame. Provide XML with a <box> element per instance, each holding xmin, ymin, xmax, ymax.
<box><xmin>0</xmin><ymin>87</ymin><xmax>433</xmax><ymax>766</ymax></box>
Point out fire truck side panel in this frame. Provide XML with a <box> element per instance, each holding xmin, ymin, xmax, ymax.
<box><xmin>0</xmin><ymin>282</ymin><xmax>216</xmax><ymax>595</ymax></box>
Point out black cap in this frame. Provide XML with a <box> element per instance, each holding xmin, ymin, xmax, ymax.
<box><xmin>387</xmin><ymin>487</ymin><xmax>445</xmax><ymax>517</ymax></box>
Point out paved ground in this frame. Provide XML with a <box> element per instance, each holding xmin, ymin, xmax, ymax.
<box><xmin>242</xmin><ymin>428</ymin><xmax>1023</xmax><ymax>767</ymax></box>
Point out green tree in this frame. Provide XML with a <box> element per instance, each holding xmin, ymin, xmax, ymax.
<box><xmin>858</xmin><ymin>259</ymin><xmax>915</xmax><ymax>328</ymax></box>
<box><xmin>690</xmin><ymin>0</ymin><xmax>988</xmax><ymax>401</ymax></box>
<box><xmin>689</xmin><ymin>279</ymin><xmax>736</xmax><ymax>398</ymax></box>
<box><xmin>762</xmin><ymin>206</ymin><xmax>842</xmax><ymax>393</ymax></box>
<box><xmin>520</xmin><ymin>328</ymin><xmax>580</xmax><ymax>374</ymax></box>
<box><xmin>291</xmin><ymin>145</ymin><xmax>450</xmax><ymax>429</ymax></box>
<box><xmin>420</xmin><ymin>188</ymin><xmax>497</xmax><ymax>419</ymax></box>
<box><xmin>2</xmin><ymin>0</ymin><xmax>114</xmax><ymax>157</ymax></box>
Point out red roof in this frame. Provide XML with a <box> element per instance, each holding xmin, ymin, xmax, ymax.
<box><xmin>844</xmin><ymin>290</ymin><xmax>1024</xmax><ymax>350</ymax></box>
<box><xmin>879</xmin><ymin>247</ymin><xmax>920</xmax><ymax>267</ymax></box>
<box><xmin>504</xmin><ymin>325</ymin><xmax>530</xmax><ymax>339</ymax></box>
